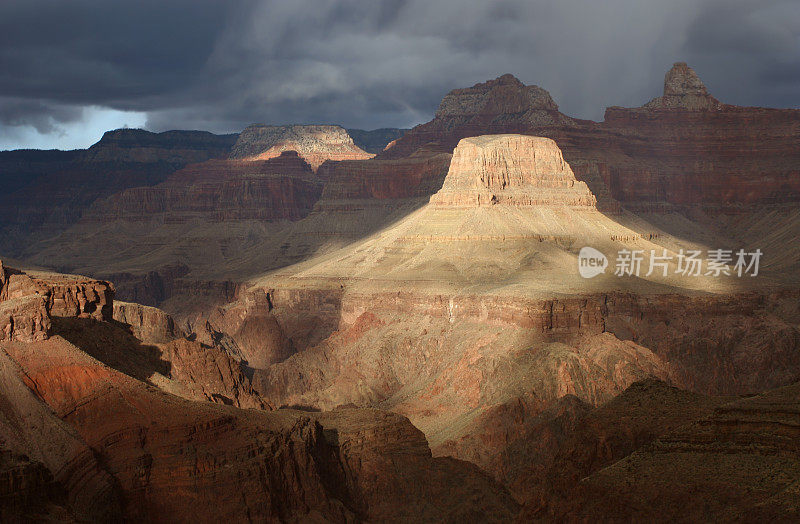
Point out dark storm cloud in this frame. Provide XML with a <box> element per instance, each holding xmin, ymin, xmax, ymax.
<box><xmin>1</xmin><ymin>0</ymin><xmax>799</xmax><ymax>149</ymax></box>
<box><xmin>0</xmin><ymin>97</ymin><xmax>83</xmax><ymax>134</ymax></box>
<box><xmin>0</xmin><ymin>0</ymin><xmax>234</xmax><ymax>106</ymax></box>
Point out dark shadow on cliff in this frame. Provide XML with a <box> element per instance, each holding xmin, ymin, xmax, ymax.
<box><xmin>51</xmin><ymin>316</ymin><xmax>171</xmax><ymax>382</ymax></box>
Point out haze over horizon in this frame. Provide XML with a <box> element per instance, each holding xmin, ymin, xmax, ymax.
<box><xmin>2</xmin><ymin>0</ymin><xmax>799</xmax><ymax>151</ymax></box>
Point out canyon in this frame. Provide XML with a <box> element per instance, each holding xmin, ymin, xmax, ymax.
<box><xmin>2</xmin><ymin>62</ymin><xmax>800</xmax><ymax>521</ymax></box>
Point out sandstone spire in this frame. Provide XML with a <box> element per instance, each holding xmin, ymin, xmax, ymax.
<box><xmin>644</xmin><ymin>62</ymin><xmax>722</xmax><ymax>110</ymax></box>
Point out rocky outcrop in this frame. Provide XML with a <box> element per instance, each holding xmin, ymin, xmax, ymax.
<box><xmin>430</xmin><ymin>135</ymin><xmax>596</xmax><ymax>207</ymax></box>
<box><xmin>231</xmin><ymin>124</ymin><xmax>373</xmax><ymax>170</ymax></box>
<box><xmin>113</xmin><ymin>301</ymin><xmax>182</xmax><ymax>344</ymax></box>
<box><xmin>382</xmin><ymin>73</ymin><xmax>578</xmax><ymax>160</ymax></box>
<box><xmin>644</xmin><ymin>62</ymin><xmax>723</xmax><ymax>111</ymax></box>
<box><xmin>0</xmin><ymin>262</ymin><xmax>114</xmax><ymax>324</ymax></box>
<box><xmin>1</xmin><ymin>261</ymin><xmax>113</xmax><ymax>342</ymax></box>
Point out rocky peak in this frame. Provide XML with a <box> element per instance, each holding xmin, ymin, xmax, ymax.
<box><xmin>435</xmin><ymin>74</ymin><xmax>559</xmax><ymax>118</ymax></box>
<box><xmin>430</xmin><ymin>134</ymin><xmax>596</xmax><ymax>207</ymax></box>
<box><xmin>644</xmin><ymin>62</ymin><xmax>722</xmax><ymax>110</ymax></box>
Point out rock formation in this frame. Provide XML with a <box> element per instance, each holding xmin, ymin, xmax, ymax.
<box><xmin>0</xmin><ymin>261</ymin><xmax>114</xmax><ymax>343</ymax></box>
<box><xmin>382</xmin><ymin>73</ymin><xmax>577</xmax><ymax>160</ymax></box>
<box><xmin>83</xmin><ymin>152</ymin><xmax>322</xmax><ymax>222</ymax></box>
<box><xmin>375</xmin><ymin>65</ymin><xmax>800</xmax><ymax>212</ymax></box>
<box><xmin>0</xmin><ymin>266</ymin><xmax>518</xmax><ymax>521</ymax></box>
<box><xmin>196</xmin><ymin>129</ymin><xmax>800</xmax><ymax>500</ymax></box>
<box><xmin>430</xmin><ymin>135</ymin><xmax>596</xmax><ymax>207</ymax></box>
<box><xmin>231</xmin><ymin>124</ymin><xmax>373</xmax><ymax>170</ymax></box>
<box><xmin>644</xmin><ymin>62</ymin><xmax>723</xmax><ymax>110</ymax></box>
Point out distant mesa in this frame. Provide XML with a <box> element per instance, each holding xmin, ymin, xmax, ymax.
<box><xmin>81</xmin><ymin>128</ymin><xmax>238</xmax><ymax>163</ymax></box>
<box><xmin>230</xmin><ymin>124</ymin><xmax>373</xmax><ymax>170</ymax></box>
<box><xmin>430</xmin><ymin>134</ymin><xmax>596</xmax><ymax>208</ymax></box>
<box><xmin>643</xmin><ymin>62</ymin><xmax>723</xmax><ymax>111</ymax></box>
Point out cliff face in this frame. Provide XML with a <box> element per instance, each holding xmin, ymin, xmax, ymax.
<box><xmin>372</xmin><ymin>64</ymin><xmax>800</xmax><ymax>212</ymax></box>
<box><xmin>231</xmin><ymin>124</ymin><xmax>373</xmax><ymax>170</ymax></box>
<box><xmin>430</xmin><ymin>135</ymin><xmax>596</xmax><ymax>207</ymax></box>
<box><xmin>602</xmin><ymin>108</ymin><xmax>800</xmax><ymax>210</ymax></box>
<box><xmin>0</xmin><ymin>267</ymin><xmax>518</xmax><ymax>521</ymax></box>
<box><xmin>559</xmin><ymin>380</ymin><xmax>800</xmax><ymax>521</ymax></box>
<box><xmin>83</xmin><ymin>152</ymin><xmax>322</xmax><ymax>222</ymax></box>
<box><xmin>0</xmin><ymin>129</ymin><xmax>237</xmax><ymax>256</ymax></box>
<box><xmin>318</xmin><ymin>145</ymin><xmax>453</xmax><ymax>200</ymax></box>
<box><xmin>0</xmin><ymin>261</ymin><xmax>114</xmax><ymax>342</ymax></box>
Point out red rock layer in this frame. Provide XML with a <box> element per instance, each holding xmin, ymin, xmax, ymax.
<box><xmin>84</xmin><ymin>152</ymin><xmax>323</xmax><ymax>222</ymax></box>
<box><xmin>354</xmin><ymin>64</ymin><xmax>800</xmax><ymax>212</ymax></box>
<box><xmin>559</xmin><ymin>381</ymin><xmax>800</xmax><ymax>521</ymax></box>
<box><xmin>258</xmin><ymin>286</ymin><xmax>800</xmax><ymax>397</ymax></box>
<box><xmin>316</xmin><ymin>145</ymin><xmax>453</xmax><ymax>201</ymax></box>
<box><xmin>0</xmin><ymin>268</ymin><xmax>518</xmax><ymax>520</ymax></box>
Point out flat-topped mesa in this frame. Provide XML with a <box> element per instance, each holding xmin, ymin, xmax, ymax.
<box><xmin>430</xmin><ymin>134</ymin><xmax>597</xmax><ymax>208</ymax></box>
<box><xmin>643</xmin><ymin>62</ymin><xmax>723</xmax><ymax>111</ymax></box>
<box><xmin>230</xmin><ymin>124</ymin><xmax>373</xmax><ymax>170</ymax></box>
<box><xmin>80</xmin><ymin>129</ymin><xmax>238</xmax><ymax>163</ymax></box>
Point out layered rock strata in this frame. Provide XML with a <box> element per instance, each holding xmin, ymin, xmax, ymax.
<box><xmin>0</xmin><ymin>267</ymin><xmax>518</xmax><ymax>521</ymax></box>
<box><xmin>0</xmin><ymin>261</ymin><xmax>114</xmax><ymax>342</ymax></box>
<box><xmin>430</xmin><ymin>135</ymin><xmax>596</xmax><ymax>207</ymax></box>
<box><xmin>84</xmin><ymin>152</ymin><xmax>322</xmax><ymax>222</ymax></box>
<box><xmin>231</xmin><ymin>124</ymin><xmax>373</xmax><ymax>170</ymax></box>
<box><xmin>0</xmin><ymin>129</ymin><xmax>237</xmax><ymax>256</ymax></box>
<box><xmin>561</xmin><ymin>381</ymin><xmax>800</xmax><ymax>521</ymax></box>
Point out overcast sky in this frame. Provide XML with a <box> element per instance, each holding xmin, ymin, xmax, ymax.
<box><xmin>1</xmin><ymin>0</ymin><xmax>799</xmax><ymax>150</ymax></box>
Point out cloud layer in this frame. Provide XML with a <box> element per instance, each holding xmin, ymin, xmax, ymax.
<box><xmin>2</xmin><ymin>0</ymin><xmax>799</xmax><ymax>149</ymax></box>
